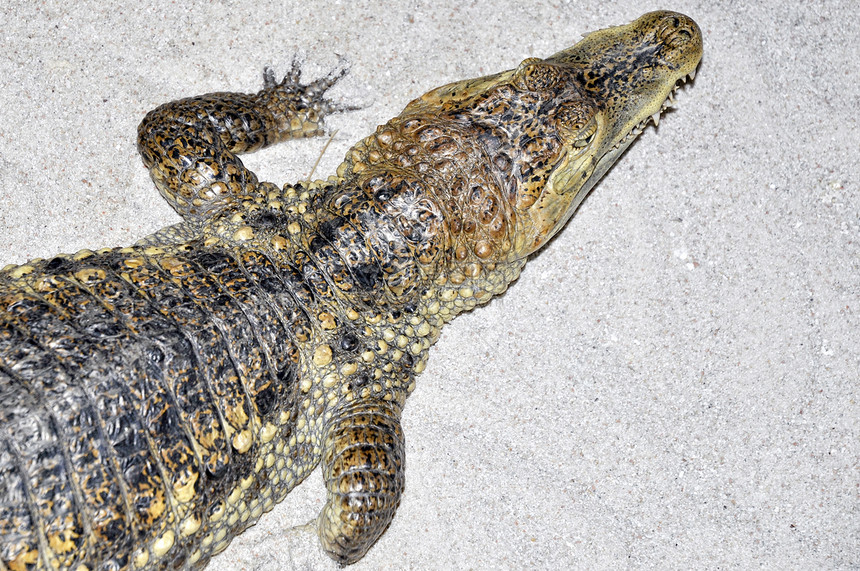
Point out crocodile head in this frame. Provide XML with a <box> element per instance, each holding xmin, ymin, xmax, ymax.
<box><xmin>405</xmin><ymin>10</ymin><xmax>703</xmax><ymax>260</ymax></box>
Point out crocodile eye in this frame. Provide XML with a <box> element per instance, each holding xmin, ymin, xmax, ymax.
<box><xmin>572</xmin><ymin>121</ymin><xmax>597</xmax><ymax>148</ymax></box>
<box><xmin>513</xmin><ymin>58</ymin><xmax>563</xmax><ymax>92</ymax></box>
<box><xmin>555</xmin><ymin>102</ymin><xmax>598</xmax><ymax>149</ymax></box>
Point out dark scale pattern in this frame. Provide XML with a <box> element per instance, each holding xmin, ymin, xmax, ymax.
<box><xmin>0</xmin><ymin>11</ymin><xmax>702</xmax><ymax>569</ymax></box>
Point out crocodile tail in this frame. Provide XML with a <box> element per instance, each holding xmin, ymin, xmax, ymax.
<box><xmin>0</xmin><ymin>241</ymin><xmax>309</xmax><ymax>569</ymax></box>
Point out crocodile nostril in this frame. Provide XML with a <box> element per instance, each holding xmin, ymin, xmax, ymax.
<box><xmin>652</xmin><ymin>12</ymin><xmax>701</xmax><ymax>53</ymax></box>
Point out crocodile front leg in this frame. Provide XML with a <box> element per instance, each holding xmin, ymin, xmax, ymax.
<box><xmin>318</xmin><ymin>399</ymin><xmax>405</xmax><ymax>564</ymax></box>
<box><xmin>136</xmin><ymin>61</ymin><xmax>350</xmax><ymax>222</ymax></box>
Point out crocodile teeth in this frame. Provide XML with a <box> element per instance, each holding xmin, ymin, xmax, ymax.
<box><xmin>611</xmin><ymin>73</ymin><xmax>687</xmax><ymax>152</ymax></box>
<box><xmin>688</xmin><ymin>68</ymin><xmax>697</xmax><ymax>81</ymax></box>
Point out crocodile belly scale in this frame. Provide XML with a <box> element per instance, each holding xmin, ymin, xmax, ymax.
<box><xmin>0</xmin><ymin>11</ymin><xmax>702</xmax><ymax>569</ymax></box>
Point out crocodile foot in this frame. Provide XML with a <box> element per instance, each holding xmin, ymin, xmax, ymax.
<box><xmin>262</xmin><ymin>55</ymin><xmax>361</xmax><ymax>117</ymax></box>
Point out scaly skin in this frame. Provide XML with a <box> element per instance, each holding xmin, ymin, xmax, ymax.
<box><xmin>0</xmin><ymin>11</ymin><xmax>702</xmax><ymax>569</ymax></box>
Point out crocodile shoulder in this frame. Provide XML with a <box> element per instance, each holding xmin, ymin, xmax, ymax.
<box><xmin>0</xmin><ymin>11</ymin><xmax>702</xmax><ymax>569</ymax></box>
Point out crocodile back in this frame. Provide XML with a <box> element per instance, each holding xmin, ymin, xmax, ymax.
<box><xmin>0</xmin><ymin>242</ymin><xmax>309</xmax><ymax>569</ymax></box>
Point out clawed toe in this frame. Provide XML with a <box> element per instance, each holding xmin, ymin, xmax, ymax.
<box><xmin>308</xmin><ymin>55</ymin><xmax>350</xmax><ymax>93</ymax></box>
<box><xmin>262</xmin><ymin>55</ymin><xmax>303</xmax><ymax>91</ymax></box>
<box><xmin>263</xmin><ymin>56</ymin><xmax>348</xmax><ymax>93</ymax></box>
<box><xmin>261</xmin><ymin>56</ymin><xmax>362</xmax><ymax>115</ymax></box>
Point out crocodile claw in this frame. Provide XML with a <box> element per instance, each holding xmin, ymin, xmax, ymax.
<box><xmin>262</xmin><ymin>56</ymin><xmax>361</xmax><ymax>115</ymax></box>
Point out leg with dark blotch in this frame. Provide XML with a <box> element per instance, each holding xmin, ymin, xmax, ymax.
<box><xmin>318</xmin><ymin>399</ymin><xmax>405</xmax><ymax>564</ymax></box>
<box><xmin>136</xmin><ymin>59</ymin><xmax>353</xmax><ymax>220</ymax></box>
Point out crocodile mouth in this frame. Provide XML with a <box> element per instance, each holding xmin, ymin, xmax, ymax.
<box><xmin>583</xmin><ymin>67</ymin><xmax>700</xmax><ymax>197</ymax></box>
<box><xmin>507</xmin><ymin>10</ymin><xmax>704</xmax><ymax>257</ymax></box>
<box><xmin>526</xmin><ymin>66</ymin><xmax>700</xmax><ymax>255</ymax></box>
<box><xmin>609</xmin><ymin>68</ymin><xmax>698</xmax><ymax>155</ymax></box>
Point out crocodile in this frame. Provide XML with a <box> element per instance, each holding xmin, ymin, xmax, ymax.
<box><xmin>0</xmin><ymin>11</ymin><xmax>702</xmax><ymax>569</ymax></box>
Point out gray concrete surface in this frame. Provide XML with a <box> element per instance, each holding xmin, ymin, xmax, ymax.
<box><xmin>0</xmin><ymin>0</ymin><xmax>857</xmax><ymax>569</ymax></box>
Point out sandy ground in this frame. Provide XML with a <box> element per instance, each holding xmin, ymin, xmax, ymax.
<box><xmin>0</xmin><ymin>0</ymin><xmax>857</xmax><ymax>569</ymax></box>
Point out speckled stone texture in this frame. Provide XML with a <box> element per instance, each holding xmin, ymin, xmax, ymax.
<box><xmin>0</xmin><ymin>1</ymin><xmax>857</xmax><ymax>569</ymax></box>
